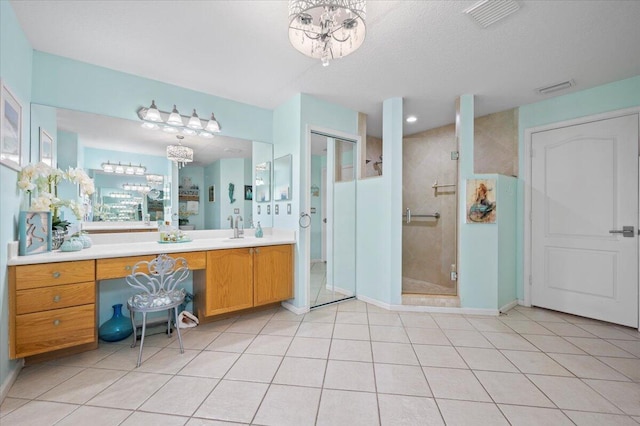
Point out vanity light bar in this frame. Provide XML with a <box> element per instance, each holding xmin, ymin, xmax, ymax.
<box><xmin>138</xmin><ymin>101</ymin><xmax>222</xmax><ymax>138</ymax></box>
<box><xmin>102</xmin><ymin>161</ymin><xmax>146</xmax><ymax>175</ymax></box>
<box><xmin>123</xmin><ymin>183</ymin><xmax>151</xmax><ymax>192</ymax></box>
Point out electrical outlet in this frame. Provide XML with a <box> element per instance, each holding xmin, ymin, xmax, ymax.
<box><xmin>275</xmin><ymin>205</ymin><xmax>279</xmax><ymax>215</ymax></box>
<box><xmin>234</xmin><ymin>208</ymin><xmax>239</xmax><ymax>214</ymax></box>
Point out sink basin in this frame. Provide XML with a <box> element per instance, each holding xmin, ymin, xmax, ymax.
<box><xmin>222</xmin><ymin>237</ymin><xmax>255</xmax><ymax>242</ymax></box>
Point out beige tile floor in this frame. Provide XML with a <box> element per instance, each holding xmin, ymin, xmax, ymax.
<box><xmin>2</xmin><ymin>301</ymin><xmax>640</xmax><ymax>425</ymax></box>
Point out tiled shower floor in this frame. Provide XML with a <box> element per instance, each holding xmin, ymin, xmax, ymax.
<box><xmin>2</xmin><ymin>301</ymin><xmax>640</xmax><ymax>425</ymax></box>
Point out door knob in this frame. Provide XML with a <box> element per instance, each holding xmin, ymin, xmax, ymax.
<box><xmin>609</xmin><ymin>226</ymin><xmax>635</xmax><ymax>237</ymax></box>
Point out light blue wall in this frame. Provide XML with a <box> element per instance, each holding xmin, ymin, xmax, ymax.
<box><xmin>516</xmin><ymin>75</ymin><xmax>640</xmax><ymax>301</ymax></box>
<box><xmin>458</xmin><ymin>95</ymin><xmax>500</xmax><ymax>309</ymax></box>
<box><xmin>31</xmin><ymin>52</ymin><xmax>273</xmax><ymax>143</ymax></box>
<box><xmin>272</xmin><ymin>93</ymin><xmax>358</xmax><ymax>308</ymax></box>
<box><xmin>272</xmin><ymin>95</ymin><xmax>303</xmax><ymax>305</ymax></box>
<box><xmin>356</xmin><ymin>98</ymin><xmax>402</xmax><ymax>304</ymax></box>
<box><xmin>498</xmin><ymin>174</ymin><xmax>518</xmax><ymax>308</ymax></box>
<box><xmin>0</xmin><ymin>0</ymin><xmax>33</xmax><ymax>392</ymax></box>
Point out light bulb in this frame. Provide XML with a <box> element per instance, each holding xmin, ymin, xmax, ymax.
<box><xmin>144</xmin><ymin>100</ymin><xmax>162</xmax><ymax>122</ymax></box>
<box><xmin>167</xmin><ymin>105</ymin><xmax>183</xmax><ymax>126</ymax></box>
<box><xmin>187</xmin><ymin>109</ymin><xmax>203</xmax><ymax>130</ymax></box>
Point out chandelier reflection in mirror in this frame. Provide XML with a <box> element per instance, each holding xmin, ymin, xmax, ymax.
<box><xmin>138</xmin><ymin>100</ymin><xmax>221</xmax><ymax>138</ymax></box>
<box><xmin>167</xmin><ymin>135</ymin><xmax>194</xmax><ymax>169</ymax></box>
<box><xmin>288</xmin><ymin>0</ymin><xmax>366</xmax><ymax>67</ymax></box>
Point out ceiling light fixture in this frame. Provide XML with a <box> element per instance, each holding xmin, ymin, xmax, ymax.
<box><xmin>138</xmin><ymin>101</ymin><xmax>222</xmax><ymax>138</ymax></box>
<box><xmin>167</xmin><ymin>135</ymin><xmax>194</xmax><ymax>169</ymax></box>
<box><xmin>288</xmin><ymin>0</ymin><xmax>366</xmax><ymax>67</ymax></box>
<box><xmin>406</xmin><ymin>115</ymin><xmax>417</xmax><ymax>123</ymax></box>
<box><xmin>102</xmin><ymin>161</ymin><xmax>146</xmax><ymax>175</ymax></box>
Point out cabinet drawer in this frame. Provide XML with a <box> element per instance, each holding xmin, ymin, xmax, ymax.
<box><xmin>97</xmin><ymin>251</ymin><xmax>206</xmax><ymax>280</ymax></box>
<box><xmin>15</xmin><ymin>260</ymin><xmax>95</xmax><ymax>290</ymax></box>
<box><xmin>15</xmin><ymin>304</ymin><xmax>95</xmax><ymax>358</ymax></box>
<box><xmin>16</xmin><ymin>281</ymin><xmax>95</xmax><ymax>315</ymax></box>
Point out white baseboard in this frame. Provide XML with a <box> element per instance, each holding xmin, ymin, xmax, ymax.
<box><xmin>357</xmin><ymin>294</ymin><xmax>391</xmax><ymax>310</ymax></box>
<box><xmin>499</xmin><ymin>300</ymin><xmax>519</xmax><ymax>313</ymax></box>
<box><xmin>0</xmin><ymin>359</ymin><xmax>24</xmax><ymax>404</ymax></box>
<box><xmin>517</xmin><ymin>299</ymin><xmax>529</xmax><ymax>307</ymax></box>
<box><xmin>357</xmin><ymin>294</ymin><xmax>500</xmax><ymax>316</ymax></box>
<box><xmin>281</xmin><ymin>301</ymin><xmax>309</xmax><ymax>315</ymax></box>
<box><xmin>325</xmin><ymin>284</ymin><xmax>355</xmax><ymax>298</ymax></box>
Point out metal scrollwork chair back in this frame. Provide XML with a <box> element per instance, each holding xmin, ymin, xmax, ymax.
<box><xmin>126</xmin><ymin>254</ymin><xmax>189</xmax><ymax>367</ymax></box>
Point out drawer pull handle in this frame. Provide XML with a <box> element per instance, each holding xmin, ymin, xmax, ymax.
<box><xmin>53</xmin><ymin>319</ymin><xmax>60</xmax><ymax>326</ymax></box>
<box><xmin>125</xmin><ymin>265</ymin><xmax>132</xmax><ymax>271</ymax></box>
<box><xmin>255</xmin><ymin>248</ymin><xmax>260</xmax><ymax>254</ymax></box>
<box><xmin>52</xmin><ymin>272</ymin><xmax>61</xmax><ymax>278</ymax></box>
<box><xmin>53</xmin><ymin>295</ymin><xmax>61</xmax><ymax>303</ymax></box>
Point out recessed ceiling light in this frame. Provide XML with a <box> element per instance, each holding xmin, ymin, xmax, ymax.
<box><xmin>406</xmin><ymin>116</ymin><xmax>417</xmax><ymax>123</ymax></box>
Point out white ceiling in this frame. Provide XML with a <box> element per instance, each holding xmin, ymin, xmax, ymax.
<box><xmin>11</xmin><ymin>0</ymin><xmax>640</xmax><ymax>138</ymax></box>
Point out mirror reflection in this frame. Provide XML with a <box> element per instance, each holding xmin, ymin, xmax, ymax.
<box><xmin>254</xmin><ymin>161</ymin><xmax>271</xmax><ymax>203</ymax></box>
<box><xmin>274</xmin><ymin>154</ymin><xmax>292</xmax><ymax>201</ymax></box>
<box><xmin>30</xmin><ymin>104</ymin><xmax>274</xmax><ymax>229</ymax></box>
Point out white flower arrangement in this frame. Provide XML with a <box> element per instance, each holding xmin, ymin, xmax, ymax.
<box><xmin>18</xmin><ymin>162</ymin><xmax>95</xmax><ymax>231</ymax></box>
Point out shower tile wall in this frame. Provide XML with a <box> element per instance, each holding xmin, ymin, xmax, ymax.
<box><xmin>474</xmin><ymin>108</ymin><xmax>518</xmax><ymax>176</ymax></box>
<box><xmin>403</xmin><ymin>124</ymin><xmax>457</xmax><ymax>295</ymax></box>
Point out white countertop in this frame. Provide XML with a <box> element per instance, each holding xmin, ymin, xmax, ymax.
<box><xmin>8</xmin><ymin>228</ymin><xmax>296</xmax><ymax>266</ymax></box>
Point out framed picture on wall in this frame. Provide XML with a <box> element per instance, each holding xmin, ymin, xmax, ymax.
<box><xmin>40</xmin><ymin>128</ymin><xmax>54</xmax><ymax>167</ymax></box>
<box><xmin>466</xmin><ymin>178</ymin><xmax>497</xmax><ymax>224</ymax></box>
<box><xmin>208</xmin><ymin>185</ymin><xmax>215</xmax><ymax>202</ymax></box>
<box><xmin>244</xmin><ymin>185</ymin><xmax>253</xmax><ymax>201</ymax></box>
<box><xmin>0</xmin><ymin>80</ymin><xmax>23</xmax><ymax>171</ymax></box>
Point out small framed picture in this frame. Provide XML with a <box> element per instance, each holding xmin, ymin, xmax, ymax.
<box><xmin>244</xmin><ymin>185</ymin><xmax>253</xmax><ymax>201</ymax></box>
<box><xmin>19</xmin><ymin>211</ymin><xmax>52</xmax><ymax>256</ymax></box>
<box><xmin>208</xmin><ymin>185</ymin><xmax>215</xmax><ymax>202</ymax></box>
<box><xmin>40</xmin><ymin>128</ymin><xmax>54</xmax><ymax>166</ymax></box>
<box><xmin>0</xmin><ymin>81</ymin><xmax>23</xmax><ymax>171</ymax></box>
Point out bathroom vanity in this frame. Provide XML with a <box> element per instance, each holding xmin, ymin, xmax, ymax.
<box><xmin>7</xmin><ymin>229</ymin><xmax>295</xmax><ymax>361</ymax></box>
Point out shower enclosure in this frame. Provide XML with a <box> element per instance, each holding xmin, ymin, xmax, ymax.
<box><xmin>402</xmin><ymin>125</ymin><xmax>458</xmax><ymax>296</ymax></box>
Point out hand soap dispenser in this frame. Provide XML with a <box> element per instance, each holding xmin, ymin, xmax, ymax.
<box><xmin>255</xmin><ymin>221</ymin><xmax>263</xmax><ymax>238</ymax></box>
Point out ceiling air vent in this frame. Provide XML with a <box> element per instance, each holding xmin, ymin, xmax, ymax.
<box><xmin>536</xmin><ymin>79</ymin><xmax>575</xmax><ymax>95</ymax></box>
<box><xmin>464</xmin><ymin>0</ymin><xmax>520</xmax><ymax>28</ymax></box>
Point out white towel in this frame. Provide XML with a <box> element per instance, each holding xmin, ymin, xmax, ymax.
<box><xmin>186</xmin><ymin>201</ymin><xmax>199</xmax><ymax>213</ymax></box>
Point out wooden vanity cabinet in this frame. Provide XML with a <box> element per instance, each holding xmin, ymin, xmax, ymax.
<box><xmin>197</xmin><ymin>244</ymin><xmax>294</xmax><ymax>318</ymax></box>
<box><xmin>254</xmin><ymin>245</ymin><xmax>294</xmax><ymax>306</ymax></box>
<box><xmin>9</xmin><ymin>260</ymin><xmax>96</xmax><ymax>359</ymax></box>
<box><xmin>203</xmin><ymin>248</ymin><xmax>254</xmax><ymax>316</ymax></box>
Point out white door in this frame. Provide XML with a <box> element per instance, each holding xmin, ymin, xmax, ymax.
<box><xmin>321</xmin><ymin>167</ymin><xmax>327</xmax><ymax>262</ymax></box>
<box><xmin>531</xmin><ymin>114</ymin><xmax>639</xmax><ymax>327</ymax></box>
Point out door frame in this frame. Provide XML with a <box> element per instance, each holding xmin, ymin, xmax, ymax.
<box><xmin>523</xmin><ymin>107</ymin><xmax>640</xmax><ymax>329</ymax></box>
<box><xmin>304</xmin><ymin>125</ymin><xmax>361</xmax><ymax>308</ymax></box>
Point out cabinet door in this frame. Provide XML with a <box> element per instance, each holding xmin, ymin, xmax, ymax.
<box><xmin>254</xmin><ymin>245</ymin><xmax>294</xmax><ymax>306</ymax></box>
<box><xmin>206</xmin><ymin>248</ymin><xmax>254</xmax><ymax>316</ymax></box>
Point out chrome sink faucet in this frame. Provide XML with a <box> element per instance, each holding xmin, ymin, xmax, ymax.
<box><xmin>227</xmin><ymin>215</ymin><xmax>234</xmax><ymax>232</ymax></box>
<box><xmin>234</xmin><ymin>215</ymin><xmax>244</xmax><ymax>238</ymax></box>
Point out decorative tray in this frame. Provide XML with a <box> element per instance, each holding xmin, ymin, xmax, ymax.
<box><xmin>157</xmin><ymin>238</ymin><xmax>192</xmax><ymax>244</ymax></box>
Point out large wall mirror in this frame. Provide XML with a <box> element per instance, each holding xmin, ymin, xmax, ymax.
<box><xmin>30</xmin><ymin>104</ymin><xmax>274</xmax><ymax>230</ymax></box>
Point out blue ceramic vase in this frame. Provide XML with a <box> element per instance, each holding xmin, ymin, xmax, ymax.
<box><xmin>99</xmin><ymin>303</ymin><xmax>133</xmax><ymax>342</ymax></box>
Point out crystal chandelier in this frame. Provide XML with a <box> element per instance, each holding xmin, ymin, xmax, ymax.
<box><xmin>167</xmin><ymin>135</ymin><xmax>194</xmax><ymax>169</ymax></box>
<box><xmin>138</xmin><ymin>100</ymin><xmax>221</xmax><ymax>138</ymax></box>
<box><xmin>288</xmin><ymin>0</ymin><xmax>366</xmax><ymax>67</ymax></box>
